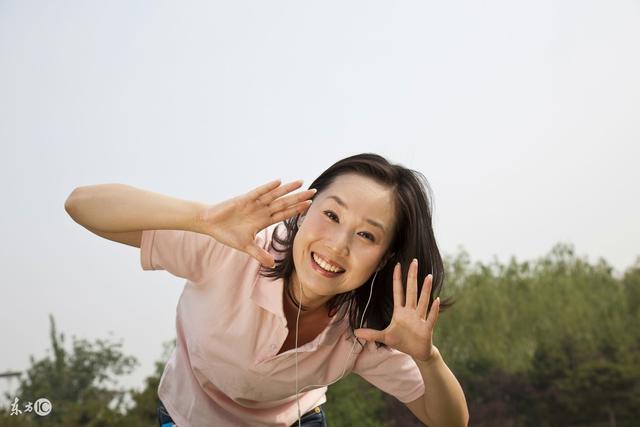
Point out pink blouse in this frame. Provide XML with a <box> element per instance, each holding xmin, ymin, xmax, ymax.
<box><xmin>140</xmin><ymin>223</ymin><xmax>424</xmax><ymax>426</ymax></box>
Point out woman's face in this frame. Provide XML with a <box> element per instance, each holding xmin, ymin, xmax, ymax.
<box><xmin>291</xmin><ymin>173</ymin><xmax>396</xmax><ymax>303</ymax></box>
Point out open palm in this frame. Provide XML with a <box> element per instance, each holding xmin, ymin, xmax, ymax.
<box><xmin>355</xmin><ymin>259</ymin><xmax>441</xmax><ymax>361</ymax></box>
<box><xmin>198</xmin><ymin>179</ymin><xmax>315</xmax><ymax>268</ymax></box>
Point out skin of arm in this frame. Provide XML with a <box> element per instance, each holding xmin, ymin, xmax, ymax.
<box><xmin>64</xmin><ymin>183</ymin><xmax>208</xmax><ymax>233</ymax></box>
<box><xmin>405</xmin><ymin>346</ymin><xmax>469</xmax><ymax>427</ymax></box>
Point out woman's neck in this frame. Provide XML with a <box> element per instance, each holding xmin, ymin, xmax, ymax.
<box><xmin>283</xmin><ymin>277</ymin><xmax>329</xmax><ymax>319</ymax></box>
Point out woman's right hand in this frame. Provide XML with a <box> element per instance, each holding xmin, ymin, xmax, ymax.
<box><xmin>196</xmin><ymin>179</ymin><xmax>316</xmax><ymax>268</ymax></box>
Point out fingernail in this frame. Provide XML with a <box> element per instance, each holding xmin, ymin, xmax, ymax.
<box><xmin>412</xmin><ymin>258</ymin><xmax>417</xmax><ymax>264</ymax></box>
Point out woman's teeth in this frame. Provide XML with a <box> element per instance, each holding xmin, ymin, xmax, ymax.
<box><xmin>312</xmin><ymin>252</ymin><xmax>345</xmax><ymax>273</ymax></box>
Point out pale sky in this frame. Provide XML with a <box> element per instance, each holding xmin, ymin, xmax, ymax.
<box><xmin>1</xmin><ymin>0</ymin><xmax>639</xmax><ymax>406</ymax></box>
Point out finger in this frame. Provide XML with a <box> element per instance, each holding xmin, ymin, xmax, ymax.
<box><xmin>417</xmin><ymin>274</ymin><xmax>433</xmax><ymax>319</ymax></box>
<box><xmin>354</xmin><ymin>328</ymin><xmax>385</xmax><ymax>343</ymax></box>
<box><xmin>246</xmin><ymin>178</ymin><xmax>283</xmax><ymax>201</ymax></box>
<box><xmin>245</xmin><ymin>244</ymin><xmax>275</xmax><ymax>268</ymax></box>
<box><xmin>427</xmin><ymin>297</ymin><xmax>441</xmax><ymax>328</ymax></box>
<box><xmin>405</xmin><ymin>258</ymin><xmax>418</xmax><ymax>308</ymax></box>
<box><xmin>257</xmin><ymin>179</ymin><xmax>304</xmax><ymax>205</ymax></box>
<box><xmin>269</xmin><ymin>200</ymin><xmax>312</xmax><ymax>224</ymax></box>
<box><xmin>268</xmin><ymin>188</ymin><xmax>317</xmax><ymax>214</ymax></box>
<box><xmin>393</xmin><ymin>262</ymin><xmax>404</xmax><ymax>307</ymax></box>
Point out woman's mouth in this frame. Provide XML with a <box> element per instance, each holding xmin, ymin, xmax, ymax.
<box><xmin>310</xmin><ymin>252</ymin><xmax>346</xmax><ymax>278</ymax></box>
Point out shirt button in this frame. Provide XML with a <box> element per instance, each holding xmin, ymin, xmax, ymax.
<box><xmin>271</xmin><ymin>344</ymin><xmax>277</xmax><ymax>351</ymax></box>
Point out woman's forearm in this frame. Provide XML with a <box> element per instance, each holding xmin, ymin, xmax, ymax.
<box><xmin>64</xmin><ymin>183</ymin><xmax>208</xmax><ymax>233</ymax></box>
<box><xmin>414</xmin><ymin>347</ymin><xmax>469</xmax><ymax>427</ymax></box>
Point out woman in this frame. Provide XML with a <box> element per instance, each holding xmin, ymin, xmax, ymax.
<box><xmin>65</xmin><ymin>153</ymin><xmax>469</xmax><ymax>427</ymax></box>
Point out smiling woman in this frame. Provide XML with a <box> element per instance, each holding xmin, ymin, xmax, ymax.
<box><xmin>64</xmin><ymin>152</ymin><xmax>468</xmax><ymax>427</ymax></box>
<box><xmin>263</xmin><ymin>153</ymin><xmax>455</xmax><ymax>340</ymax></box>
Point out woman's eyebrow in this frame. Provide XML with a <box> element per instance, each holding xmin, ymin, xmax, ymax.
<box><xmin>326</xmin><ymin>195</ymin><xmax>386</xmax><ymax>234</ymax></box>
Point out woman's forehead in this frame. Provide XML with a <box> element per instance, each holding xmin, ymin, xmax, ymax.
<box><xmin>322</xmin><ymin>173</ymin><xmax>388</xmax><ymax>193</ymax></box>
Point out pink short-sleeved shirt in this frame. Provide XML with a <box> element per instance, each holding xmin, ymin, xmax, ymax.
<box><xmin>140</xmin><ymin>223</ymin><xmax>425</xmax><ymax>427</ymax></box>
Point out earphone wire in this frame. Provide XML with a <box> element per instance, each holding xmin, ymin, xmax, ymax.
<box><xmin>294</xmin><ymin>269</ymin><xmax>379</xmax><ymax>426</ymax></box>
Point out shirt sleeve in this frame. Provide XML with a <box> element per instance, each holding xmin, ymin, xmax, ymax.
<box><xmin>351</xmin><ymin>340</ymin><xmax>425</xmax><ymax>403</ymax></box>
<box><xmin>140</xmin><ymin>229</ymin><xmax>226</xmax><ymax>283</ymax></box>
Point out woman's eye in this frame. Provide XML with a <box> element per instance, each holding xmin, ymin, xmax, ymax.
<box><xmin>324</xmin><ymin>211</ymin><xmax>375</xmax><ymax>242</ymax></box>
<box><xmin>359</xmin><ymin>232</ymin><xmax>375</xmax><ymax>242</ymax></box>
<box><xmin>324</xmin><ymin>210</ymin><xmax>339</xmax><ymax>222</ymax></box>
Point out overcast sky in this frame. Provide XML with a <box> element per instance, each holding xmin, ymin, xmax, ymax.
<box><xmin>1</xmin><ymin>0</ymin><xmax>639</xmax><ymax>406</ymax></box>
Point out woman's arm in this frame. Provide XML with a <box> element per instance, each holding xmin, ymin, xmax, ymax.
<box><xmin>410</xmin><ymin>347</ymin><xmax>469</xmax><ymax>427</ymax></box>
<box><xmin>82</xmin><ymin>227</ymin><xmax>143</xmax><ymax>248</ymax></box>
<box><xmin>64</xmin><ymin>183</ymin><xmax>207</xmax><ymax>234</ymax></box>
<box><xmin>64</xmin><ymin>180</ymin><xmax>315</xmax><ymax>267</ymax></box>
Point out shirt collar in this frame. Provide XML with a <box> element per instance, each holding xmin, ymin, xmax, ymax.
<box><xmin>251</xmin><ymin>274</ymin><xmax>286</xmax><ymax>323</ymax></box>
<box><xmin>250</xmin><ymin>223</ymin><xmax>288</xmax><ymax>323</ymax></box>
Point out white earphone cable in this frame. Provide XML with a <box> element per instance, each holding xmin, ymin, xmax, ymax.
<box><xmin>293</xmin><ymin>269</ymin><xmax>379</xmax><ymax>426</ymax></box>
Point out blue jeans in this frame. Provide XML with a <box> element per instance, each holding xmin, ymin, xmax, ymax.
<box><xmin>157</xmin><ymin>399</ymin><xmax>328</xmax><ymax>427</ymax></box>
<box><xmin>157</xmin><ymin>399</ymin><xmax>176</xmax><ymax>427</ymax></box>
<box><xmin>288</xmin><ymin>404</ymin><xmax>328</xmax><ymax>427</ymax></box>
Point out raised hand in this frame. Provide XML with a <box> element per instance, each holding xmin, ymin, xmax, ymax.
<box><xmin>196</xmin><ymin>179</ymin><xmax>316</xmax><ymax>268</ymax></box>
<box><xmin>354</xmin><ymin>259</ymin><xmax>441</xmax><ymax>361</ymax></box>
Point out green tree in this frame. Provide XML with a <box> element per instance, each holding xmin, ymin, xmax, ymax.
<box><xmin>0</xmin><ymin>314</ymin><xmax>139</xmax><ymax>427</ymax></box>
<box><xmin>123</xmin><ymin>339</ymin><xmax>175</xmax><ymax>426</ymax></box>
<box><xmin>556</xmin><ymin>360</ymin><xmax>640</xmax><ymax>426</ymax></box>
<box><xmin>324</xmin><ymin>373</ymin><xmax>392</xmax><ymax>427</ymax></box>
<box><xmin>440</xmin><ymin>243</ymin><xmax>640</xmax><ymax>427</ymax></box>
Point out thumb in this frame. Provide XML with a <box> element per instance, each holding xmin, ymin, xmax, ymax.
<box><xmin>354</xmin><ymin>328</ymin><xmax>384</xmax><ymax>343</ymax></box>
<box><xmin>246</xmin><ymin>244</ymin><xmax>275</xmax><ymax>268</ymax></box>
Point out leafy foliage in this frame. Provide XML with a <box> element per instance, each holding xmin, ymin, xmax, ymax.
<box><xmin>0</xmin><ymin>315</ymin><xmax>146</xmax><ymax>427</ymax></box>
<box><xmin>324</xmin><ymin>373</ymin><xmax>392</xmax><ymax>427</ymax></box>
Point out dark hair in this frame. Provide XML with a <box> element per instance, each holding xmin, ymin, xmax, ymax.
<box><xmin>259</xmin><ymin>153</ymin><xmax>455</xmax><ymax>350</ymax></box>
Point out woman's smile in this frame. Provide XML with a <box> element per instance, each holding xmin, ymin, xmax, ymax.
<box><xmin>310</xmin><ymin>251</ymin><xmax>346</xmax><ymax>278</ymax></box>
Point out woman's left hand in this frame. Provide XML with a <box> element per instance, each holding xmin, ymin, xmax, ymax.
<box><xmin>354</xmin><ymin>259</ymin><xmax>441</xmax><ymax>362</ymax></box>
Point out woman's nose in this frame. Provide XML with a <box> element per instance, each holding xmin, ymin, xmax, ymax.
<box><xmin>327</xmin><ymin>230</ymin><xmax>350</xmax><ymax>256</ymax></box>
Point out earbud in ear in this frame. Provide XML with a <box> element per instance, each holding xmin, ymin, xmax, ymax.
<box><xmin>297</xmin><ymin>214</ymin><xmax>305</xmax><ymax>228</ymax></box>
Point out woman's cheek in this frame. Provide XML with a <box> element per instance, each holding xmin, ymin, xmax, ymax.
<box><xmin>307</xmin><ymin>217</ymin><xmax>331</xmax><ymax>235</ymax></box>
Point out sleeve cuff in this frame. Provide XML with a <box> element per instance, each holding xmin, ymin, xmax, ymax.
<box><xmin>399</xmin><ymin>381</ymin><xmax>426</xmax><ymax>403</ymax></box>
<box><xmin>140</xmin><ymin>229</ymin><xmax>156</xmax><ymax>271</ymax></box>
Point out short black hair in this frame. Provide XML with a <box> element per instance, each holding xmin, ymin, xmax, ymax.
<box><xmin>259</xmin><ymin>153</ymin><xmax>455</xmax><ymax>350</ymax></box>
